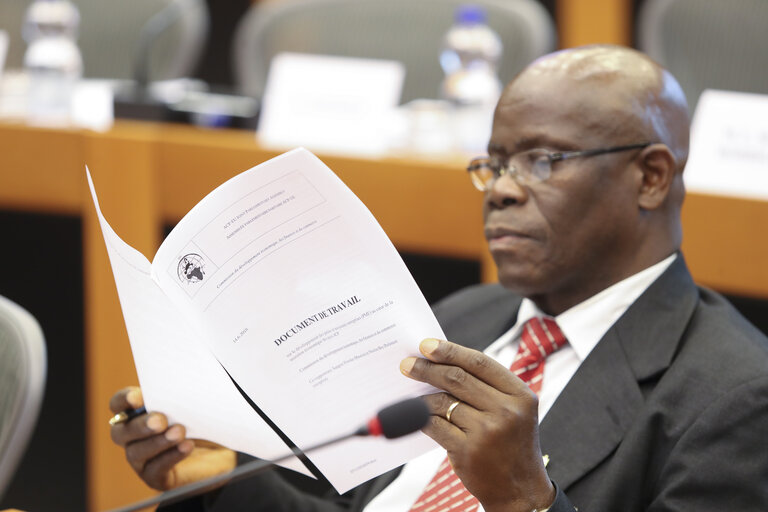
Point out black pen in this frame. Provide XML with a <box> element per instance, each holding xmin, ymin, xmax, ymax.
<box><xmin>108</xmin><ymin>406</ymin><xmax>147</xmax><ymax>426</ymax></box>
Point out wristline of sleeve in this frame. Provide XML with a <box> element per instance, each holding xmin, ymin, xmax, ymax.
<box><xmin>535</xmin><ymin>480</ymin><xmax>577</xmax><ymax>512</ymax></box>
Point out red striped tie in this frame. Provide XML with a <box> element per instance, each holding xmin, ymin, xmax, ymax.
<box><xmin>510</xmin><ymin>317</ymin><xmax>568</xmax><ymax>395</ymax></box>
<box><xmin>408</xmin><ymin>317</ymin><xmax>567</xmax><ymax>512</ymax></box>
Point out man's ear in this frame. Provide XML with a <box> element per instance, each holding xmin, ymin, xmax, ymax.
<box><xmin>637</xmin><ymin>143</ymin><xmax>677</xmax><ymax>210</ymax></box>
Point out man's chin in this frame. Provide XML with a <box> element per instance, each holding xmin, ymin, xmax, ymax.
<box><xmin>495</xmin><ymin>267</ymin><xmax>542</xmax><ymax>296</ymax></box>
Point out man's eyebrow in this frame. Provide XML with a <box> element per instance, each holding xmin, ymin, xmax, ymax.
<box><xmin>487</xmin><ymin>142</ymin><xmax>506</xmax><ymax>154</ymax></box>
<box><xmin>487</xmin><ymin>136</ymin><xmax>577</xmax><ymax>154</ymax></box>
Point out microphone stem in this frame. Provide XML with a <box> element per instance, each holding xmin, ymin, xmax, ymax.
<box><xmin>105</xmin><ymin>429</ymin><xmax>363</xmax><ymax>512</ymax></box>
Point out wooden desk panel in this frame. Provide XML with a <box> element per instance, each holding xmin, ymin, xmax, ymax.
<box><xmin>156</xmin><ymin>133</ymin><xmax>486</xmax><ymax>259</ymax></box>
<box><xmin>0</xmin><ymin>122</ymin><xmax>83</xmax><ymax>215</ymax></box>
<box><xmin>681</xmin><ymin>192</ymin><xmax>768</xmax><ymax>298</ymax></box>
<box><xmin>2</xmin><ymin>120</ymin><xmax>767</xmax><ymax>510</ymax></box>
<box><xmin>557</xmin><ymin>0</ymin><xmax>631</xmax><ymax>48</ymax></box>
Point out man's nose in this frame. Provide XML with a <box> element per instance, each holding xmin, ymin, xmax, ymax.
<box><xmin>485</xmin><ymin>172</ymin><xmax>528</xmax><ymax>208</ymax></box>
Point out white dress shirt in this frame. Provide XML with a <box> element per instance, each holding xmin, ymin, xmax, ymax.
<box><xmin>363</xmin><ymin>254</ymin><xmax>677</xmax><ymax>512</ymax></box>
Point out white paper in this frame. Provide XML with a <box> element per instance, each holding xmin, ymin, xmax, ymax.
<box><xmin>87</xmin><ymin>148</ymin><xmax>441</xmax><ymax>493</ymax></box>
<box><xmin>87</xmin><ymin>169</ymin><xmax>311</xmax><ymax>476</ymax></box>
<box><xmin>685</xmin><ymin>89</ymin><xmax>768</xmax><ymax>200</ymax></box>
<box><xmin>258</xmin><ymin>53</ymin><xmax>405</xmax><ymax>156</ymax></box>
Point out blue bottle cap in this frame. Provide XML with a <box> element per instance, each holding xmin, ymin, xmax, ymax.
<box><xmin>455</xmin><ymin>4</ymin><xmax>487</xmax><ymax>24</ymax></box>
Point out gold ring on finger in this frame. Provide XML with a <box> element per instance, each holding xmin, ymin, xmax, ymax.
<box><xmin>108</xmin><ymin>411</ymin><xmax>129</xmax><ymax>426</ymax></box>
<box><xmin>445</xmin><ymin>400</ymin><xmax>461</xmax><ymax>423</ymax></box>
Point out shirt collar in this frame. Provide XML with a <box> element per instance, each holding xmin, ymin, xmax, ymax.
<box><xmin>507</xmin><ymin>253</ymin><xmax>678</xmax><ymax>362</ymax></box>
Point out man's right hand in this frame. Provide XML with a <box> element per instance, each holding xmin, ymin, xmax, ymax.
<box><xmin>109</xmin><ymin>387</ymin><xmax>237</xmax><ymax>491</ymax></box>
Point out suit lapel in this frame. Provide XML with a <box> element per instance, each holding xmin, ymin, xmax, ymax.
<box><xmin>538</xmin><ymin>327</ymin><xmax>643</xmax><ymax>489</ymax></box>
<box><xmin>539</xmin><ymin>257</ymin><xmax>699</xmax><ymax>490</ymax></box>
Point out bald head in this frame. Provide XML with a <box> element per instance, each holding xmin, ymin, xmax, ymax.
<box><xmin>504</xmin><ymin>45</ymin><xmax>690</xmax><ymax>169</ymax></box>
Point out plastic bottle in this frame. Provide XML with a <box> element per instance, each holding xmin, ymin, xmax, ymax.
<box><xmin>23</xmin><ymin>0</ymin><xmax>83</xmax><ymax>125</ymax></box>
<box><xmin>439</xmin><ymin>4</ymin><xmax>502</xmax><ymax>153</ymax></box>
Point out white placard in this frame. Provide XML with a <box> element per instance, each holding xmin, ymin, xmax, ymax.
<box><xmin>71</xmin><ymin>80</ymin><xmax>114</xmax><ymax>131</ymax></box>
<box><xmin>685</xmin><ymin>89</ymin><xmax>768</xmax><ymax>200</ymax></box>
<box><xmin>258</xmin><ymin>52</ymin><xmax>405</xmax><ymax>156</ymax></box>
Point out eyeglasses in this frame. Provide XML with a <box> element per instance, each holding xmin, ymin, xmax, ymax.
<box><xmin>467</xmin><ymin>142</ymin><xmax>652</xmax><ymax>191</ymax></box>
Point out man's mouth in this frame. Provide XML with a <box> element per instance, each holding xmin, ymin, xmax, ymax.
<box><xmin>485</xmin><ymin>226</ymin><xmax>533</xmax><ymax>249</ymax></box>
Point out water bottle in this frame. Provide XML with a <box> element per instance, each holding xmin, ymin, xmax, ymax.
<box><xmin>23</xmin><ymin>0</ymin><xmax>83</xmax><ymax>125</ymax></box>
<box><xmin>440</xmin><ymin>4</ymin><xmax>502</xmax><ymax>152</ymax></box>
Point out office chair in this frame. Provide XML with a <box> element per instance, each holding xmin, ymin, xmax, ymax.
<box><xmin>232</xmin><ymin>0</ymin><xmax>556</xmax><ymax>104</ymax></box>
<box><xmin>0</xmin><ymin>295</ymin><xmax>46</xmax><ymax>499</ymax></box>
<box><xmin>0</xmin><ymin>0</ymin><xmax>209</xmax><ymax>81</ymax></box>
<box><xmin>638</xmin><ymin>0</ymin><xmax>768</xmax><ymax>111</ymax></box>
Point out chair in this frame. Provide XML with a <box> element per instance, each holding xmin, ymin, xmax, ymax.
<box><xmin>0</xmin><ymin>0</ymin><xmax>209</xmax><ymax>81</ymax></box>
<box><xmin>638</xmin><ymin>0</ymin><xmax>768</xmax><ymax>111</ymax></box>
<box><xmin>0</xmin><ymin>295</ymin><xmax>46</xmax><ymax>500</ymax></box>
<box><xmin>232</xmin><ymin>0</ymin><xmax>556</xmax><ymax>104</ymax></box>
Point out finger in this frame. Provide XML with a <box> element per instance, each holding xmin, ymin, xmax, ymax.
<box><xmin>421</xmin><ymin>413</ymin><xmax>465</xmax><ymax>452</ymax></box>
<box><xmin>418</xmin><ymin>338</ymin><xmax>527</xmax><ymax>394</ymax></box>
<box><xmin>109</xmin><ymin>386</ymin><xmax>143</xmax><ymax>414</ymax></box>
<box><xmin>125</xmin><ymin>424</ymin><xmax>188</xmax><ymax>474</ymax></box>
<box><xmin>402</xmin><ymin>356</ymin><xmax>506</xmax><ymax>412</ymax></box>
<box><xmin>111</xmin><ymin>411</ymin><xmax>168</xmax><ymax>447</ymax></box>
<box><xmin>421</xmin><ymin>393</ymin><xmax>475</xmax><ymax>429</ymax></box>
<box><xmin>140</xmin><ymin>440</ymin><xmax>195</xmax><ymax>490</ymax></box>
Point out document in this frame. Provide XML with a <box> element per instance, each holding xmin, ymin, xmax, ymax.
<box><xmin>87</xmin><ymin>148</ymin><xmax>442</xmax><ymax>493</ymax></box>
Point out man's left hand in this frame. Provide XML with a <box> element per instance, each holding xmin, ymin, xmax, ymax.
<box><xmin>400</xmin><ymin>338</ymin><xmax>555</xmax><ymax>512</ymax></box>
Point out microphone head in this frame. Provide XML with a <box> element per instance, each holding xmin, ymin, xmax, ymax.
<box><xmin>369</xmin><ymin>398</ymin><xmax>430</xmax><ymax>439</ymax></box>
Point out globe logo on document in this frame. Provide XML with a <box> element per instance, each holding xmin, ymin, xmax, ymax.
<box><xmin>177</xmin><ymin>253</ymin><xmax>206</xmax><ymax>284</ymax></box>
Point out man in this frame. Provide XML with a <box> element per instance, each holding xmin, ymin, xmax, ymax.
<box><xmin>110</xmin><ymin>45</ymin><xmax>768</xmax><ymax>511</ymax></box>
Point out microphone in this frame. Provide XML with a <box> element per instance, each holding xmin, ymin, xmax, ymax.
<box><xmin>106</xmin><ymin>398</ymin><xmax>429</xmax><ymax>512</ymax></box>
<box><xmin>359</xmin><ymin>396</ymin><xmax>431</xmax><ymax>438</ymax></box>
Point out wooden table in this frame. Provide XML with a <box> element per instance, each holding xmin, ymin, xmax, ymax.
<box><xmin>2</xmin><ymin>120</ymin><xmax>767</xmax><ymax>510</ymax></box>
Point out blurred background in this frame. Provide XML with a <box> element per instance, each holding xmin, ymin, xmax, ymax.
<box><xmin>0</xmin><ymin>0</ymin><xmax>766</xmax><ymax>510</ymax></box>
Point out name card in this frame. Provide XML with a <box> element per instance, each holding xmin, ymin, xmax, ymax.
<box><xmin>685</xmin><ymin>89</ymin><xmax>768</xmax><ymax>200</ymax></box>
<box><xmin>258</xmin><ymin>52</ymin><xmax>405</xmax><ymax>156</ymax></box>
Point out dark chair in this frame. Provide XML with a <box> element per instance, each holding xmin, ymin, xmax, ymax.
<box><xmin>0</xmin><ymin>0</ymin><xmax>209</xmax><ymax>81</ymax></box>
<box><xmin>0</xmin><ymin>295</ymin><xmax>46</xmax><ymax>499</ymax></box>
<box><xmin>638</xmin><ymin>0</ymin><xmax>768</xmax><ymax>110</ymax></box>
<box><xmin>232</xmin><ymin>0</ymin><xmax>556</xmax><ymax>104</ymax></box>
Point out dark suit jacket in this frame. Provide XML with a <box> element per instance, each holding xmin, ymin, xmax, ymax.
<box><xmin>163</xmin><ymin>257</ymin><xmax>768</xmax><ymax>511</ymax></box>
